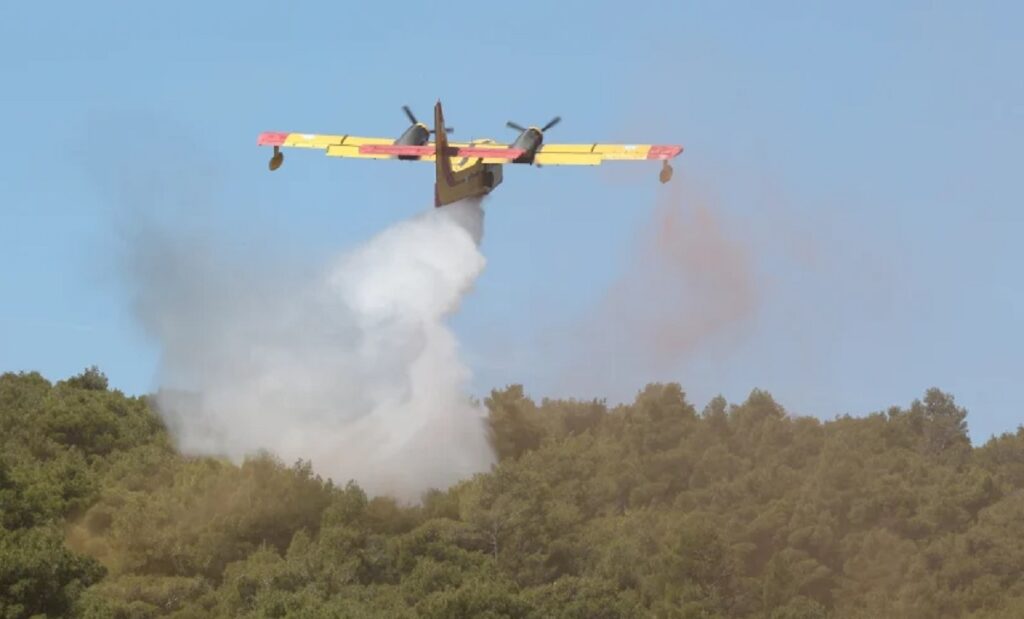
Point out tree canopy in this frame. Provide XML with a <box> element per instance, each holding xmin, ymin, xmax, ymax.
<box><xmin>2</xmin><ymin>368</ymin><xmax>1023</xmax><ymax>617</ymax></box>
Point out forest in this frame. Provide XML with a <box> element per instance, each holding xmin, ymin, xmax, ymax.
<box><xmin>2</xmin><ymin>367</ymin><xmax>1023</xmax><ymax>618</ymax></box>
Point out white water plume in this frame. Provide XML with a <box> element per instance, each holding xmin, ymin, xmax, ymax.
<box><xmin>135</xmin><ymin>199</ymin><xmax>494</xmax><ymax>502</ymax></box>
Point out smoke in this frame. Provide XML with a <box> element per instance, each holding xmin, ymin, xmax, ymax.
<box><xmin>128</xmin><ymin>199</ymin><xmax>494</xmax><ymax>503</ymax></box>
<box><xmin>562</xmin><ymin>184</ymin><xmax>759</xmax><ymax>395</ymax></box>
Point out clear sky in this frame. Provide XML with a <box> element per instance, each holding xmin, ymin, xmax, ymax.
<box><xmin>1</xmin><ymin>2</ymin><xmax>1021</xmax><ymax>441</ymax></box>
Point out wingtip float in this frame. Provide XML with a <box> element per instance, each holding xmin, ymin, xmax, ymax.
<box><xmin>268</xmin><ymin>146</ymin><xmax>283</xmax><ymax>171</ymax></box>
<box><xmin>257</xmin><ymin>101</ymin><xmax>683</xmax><ymax>207</ymax></box>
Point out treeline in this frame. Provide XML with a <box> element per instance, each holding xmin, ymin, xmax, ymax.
<box><xmin>2</xmin><ymin>368</ymin><xmax>1024</xmax><ymax>618</ymax></box>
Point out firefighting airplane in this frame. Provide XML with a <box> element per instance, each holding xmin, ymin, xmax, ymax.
<box><xmin>257</xmin><ymin>101</ymin><xmax>683</xmax><ymax>207</ymax></box>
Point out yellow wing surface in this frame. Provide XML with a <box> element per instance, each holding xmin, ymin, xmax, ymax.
<box><xmin>258</xmin><ymin>132</ymin><xmax>403</xmax><ymax>160</ymax></box>
<box><xmin>257</xmin><ymin>132</ymin><xmax>524</xmax><ymax>165</ymax></box>
<box><xmin>533</xmin><ymin>143</ymin><xmax>683</xmax><ymax>166</ymax></box>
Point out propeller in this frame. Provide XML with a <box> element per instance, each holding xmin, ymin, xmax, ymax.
<box><xmin>403</xmin><ymin>105</ymin><xmax>453</xmax><ymax>133</ymax></box>
<box><xmin>506</xmin><ymin>116</ymin><xmax>561</xmax><ymax>133</ymax></box>
<box><xmin>402</xmin><ymin>105</ymin><xmax>418</xmax><ymax>125</ymax></box>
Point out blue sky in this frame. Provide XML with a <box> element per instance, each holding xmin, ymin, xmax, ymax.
<box><xmin>1</xmin><ymin>2</ymin><xmax>1021</xmax><ymax>440</ymax></box>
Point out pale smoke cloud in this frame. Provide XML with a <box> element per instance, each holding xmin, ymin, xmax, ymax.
<box><xmin>132</xmin><ymin>200</ymin><xmax>494</xmax><ymax>502</ymax></box>
<box><xmin>628</xmin><ymin>189</ymin><xmax>757</xmax><ymax>364</ymax></box>
<box><xmin>563</xmin><ymin>185</ymin><xmax>759</xmax><ymax>394</ymax></box>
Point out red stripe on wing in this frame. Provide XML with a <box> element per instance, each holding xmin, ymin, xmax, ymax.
<box><xmin>358</xmin><ymin>144</ymin><xmax>525</xmax><ymax>159</ymax></box>
<box><xmin>646</xmin><ymin>145</ymin><xmax>684</xmax><ymax>160</ymax></box>
<box><xmin>359</xmin><ymin>144</ymin><xmax>435</xmax><ymax>156</ymax></box>
<box><xmin>258</xmin><ymin>132</ymin><xmax>290</xmax><ymax>146</ymax></box>
<box><xmin>453</xmin><ymin>147</ymin><xmax>524</xmax><ymax>159</ymax></box>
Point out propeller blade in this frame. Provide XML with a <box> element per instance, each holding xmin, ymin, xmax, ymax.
<box><xmin>507</xmin><ymin>121</ymin><xmax>527</xmax><ymax>132</ymax></box>
<box><xmin>541</xmin><ymin>116</ymin><xmax>561</xmax><ymax>132</ymax></box>
<box><xmin>402</xmin><ymin>105</ymin><xmax>418</xmax><ymax>125</ymax></box>
<box><xmin>429</xmin><ymin>127</ymin><xmax>455</xmax><ymax>134</ymax></box>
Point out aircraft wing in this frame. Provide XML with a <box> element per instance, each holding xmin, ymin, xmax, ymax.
<box><xmin>258</xmin><ymin>132</ymin><xmax>523</xmax><ymax>163</ymax></box>
<box><xmin>532</xmin><ymin>143</ymin><xmax>683</xmax><ymax>166</ymax></box>
<box><xmin>259</xmin><ymin>131</ymin><xmax>400</xmax><ymax>160</ymax></box>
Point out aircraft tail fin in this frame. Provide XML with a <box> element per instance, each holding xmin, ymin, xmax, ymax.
<box><xmin>433</xmin><ymin>100</ymin><xmax>502</xmax><ymax>207</ymax></box>
<box><xmin>434</xmin><ymin>101</ymin><xmax>457</xmax><ymax>207</ymax></box>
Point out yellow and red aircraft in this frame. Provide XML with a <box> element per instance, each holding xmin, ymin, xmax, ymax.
<box><xmin>257</xmin><ymin>101</ymin><xmax>683</xmax><ymax>207</ymax></box>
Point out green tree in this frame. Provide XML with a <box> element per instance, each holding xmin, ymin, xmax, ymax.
<box><xmin>5</xmin><ymin>369</ymin><xmax>1024</xmax><ymax>618</ymax></box>
<box><xmin>0</xmin><ymin>526</ymin><xmax>105</xmax><ymax>618</ymax></box>
<box><xmin>486</xmin><ymin>385</ymin><xmax>544</xmax><ymax>461</ymax></box>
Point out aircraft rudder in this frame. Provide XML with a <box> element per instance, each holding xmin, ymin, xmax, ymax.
<box><xmin>434</xmin><ymin>100</ymin><xmax>456</xmax><ymax>191</ymax></box>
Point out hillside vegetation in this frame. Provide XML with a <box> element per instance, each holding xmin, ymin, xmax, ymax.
<box><xmin>2</xmin><ymin>368</ymin><xmax>1023</xmax><ymax>618</ymax></box>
